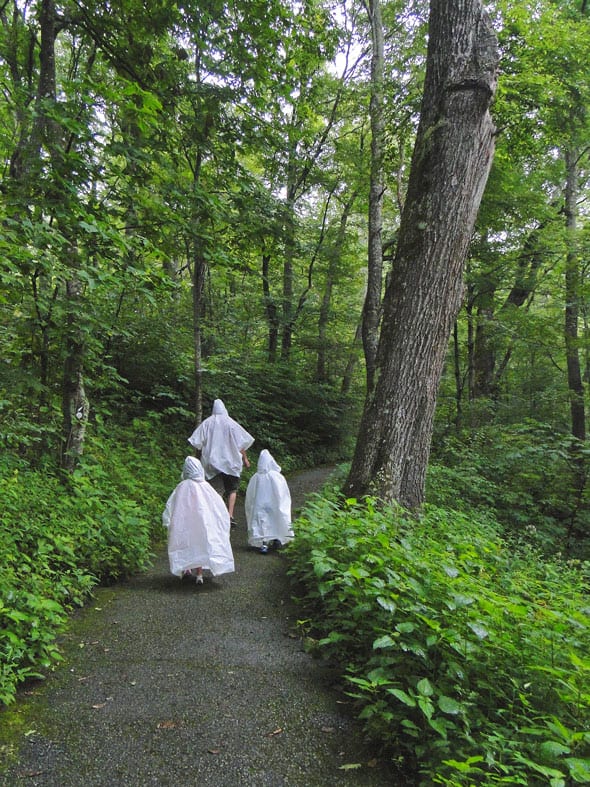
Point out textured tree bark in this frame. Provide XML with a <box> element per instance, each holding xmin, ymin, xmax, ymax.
<box><xmin>362</xmin><ymin>0</ymin><xmax>385</xmax><ymax>395</ymax></box>
<box><xmin>61</xmin><ymin>269</ymin><xmax>90</xmax><ymax>473</ymax></box>
<box><xmin>564</xmin><ymin>147</ymin><xmax>585</xmax><ymax>442</ymax></box>
<box><xmin>317</xmin><ymin>193</ymin><xmax>357</xmax><ymax>383</ymax></box>
<box><xmin>262</xmin><ymin>251</ymin><xmax>279</xmax><ymax>363</ymax></box>
<box><xmin>345</xmin><ymin>0</ymin><xmax>499</xmax><ymax>508</ymax></box>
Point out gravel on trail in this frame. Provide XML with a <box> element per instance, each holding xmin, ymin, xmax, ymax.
<box><xmin>0</xmin><ymin>466</ymin><xmax>397</xmax><ymax>787</ymax></box>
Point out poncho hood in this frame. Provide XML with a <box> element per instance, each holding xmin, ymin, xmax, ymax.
<box><xmin>258</xmin><ymin>449</ymin><xmax>281</xmax><ymax>474</ymax></box>
<box><xmin>182</xmin><ymin>456</ymin><xmax>205</xmax><ymax>482</ymax></box>
<box><xmin>212</xmin><ymin>398</ymin><xmax>228</xmax><ymax>416</ymax></box>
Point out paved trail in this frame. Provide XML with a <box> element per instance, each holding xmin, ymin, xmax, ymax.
<box><xmin>0</xmin><ymin>467</ymin><xmax>396</xmax><ymax>786</ymax></box>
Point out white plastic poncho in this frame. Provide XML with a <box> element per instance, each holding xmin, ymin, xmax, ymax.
<box><xmin>245</xmin><ymin>449</ymin><xmax>294</xmax><ymax>548</ymax></box>
<box><xmin>187</xmin><ymin>399</ymin><xmax>254</xmax><ymax>480</ymax></box>
<box><xmin>162</xmin><ymin>456</ymin><xmax>234</xmax><ymax>577</ymax></box>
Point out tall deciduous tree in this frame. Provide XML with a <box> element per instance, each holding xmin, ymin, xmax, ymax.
<box><xmin>362</xmin><ymin>0</ymin><xmax>385</xmax><ymax>395</ymax></box>
<box><xmin>345</xmin><ymin>0</ymin><xmax>499</xmax><ymax>507</ymax></box>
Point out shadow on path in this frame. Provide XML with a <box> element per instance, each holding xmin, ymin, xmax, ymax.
<box><xmin>0</xmin><ymin>467</ymin><xmax>395</xmax><ymax>786</ymax></box>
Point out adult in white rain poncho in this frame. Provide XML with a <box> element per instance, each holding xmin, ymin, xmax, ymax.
<box><xmin>245</xmin><ymin>449</ymin><xmax>294</xmax><ymax>554</ymax></box>
<box><xmin>188</xmin><ymin>399</ymin><xmax>254</xmax><ymax>524</ymax></box>
<box><xmin>162</xmin><ymin>456</ymin><xmax>234</xmax><ymax>584</ymax></box>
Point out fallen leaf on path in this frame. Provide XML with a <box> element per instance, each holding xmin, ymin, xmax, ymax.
<box><xmin>266</xmin><ymin>728</ymin><xmax>283</xmax><ymax>737</ymax></box>
<box><xmin>208</xmin><ymin>748</ymin><xmax>221</xmax><ymax>754</ymax></box>
<box><xmin>156</xmin><ymin>721</ymin><xmax>178</xmax><ymax>729</ymax></box>
<box><xmin>92</xmin><ymin>703</ymin><xmax>107</xmax><ymax>709</ymax></box>
<box><xmin>321</xmin><ymin>726</ymin><xmax>335</xmax><ymax>734</ymax></box>
<box><xmin>339</xmin><ymin>763</ymin><xmax>362</xmax><ymax>770</ymax></box>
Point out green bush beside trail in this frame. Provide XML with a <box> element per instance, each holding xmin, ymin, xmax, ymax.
<box><xmin>0</xmin><ymin>421</ymin><xmax>177</xmax><ymax>706</ymax></box>
<box><xmin>286</xmin><ymin>495</ymin><xmax>590</xmax><ymax>786</ymax></box>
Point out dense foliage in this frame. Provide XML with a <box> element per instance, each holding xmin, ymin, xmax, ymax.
<box><xmin>287</xmin><ymin>487</ymin><xmax>590</xmax><ymax>786</ymax></box>
<box><xmin>0</xmin><ymin>419</ymin><xmax>177</xmax><ymax>705</ymax></box>
<box><xmin>1</xmin><ymin>0</ymin><xmax>590</xmax><ymax>782</ymax></box>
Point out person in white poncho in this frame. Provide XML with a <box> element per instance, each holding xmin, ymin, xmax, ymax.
<box><xmin>245</xmin><ymin>449</ymin><xmax>294</xmax><ymax>554</ymax></box>
<box><xmin>188</xmin><ymin>399</ymin><xmax>254</xmax><ymax>526</ymax></box>
<box><xmin>162</xmin><ymin>456</ymin><xmax>234</xmax><ymax>584</ymax></box>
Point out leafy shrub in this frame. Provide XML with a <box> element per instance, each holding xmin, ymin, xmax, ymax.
<box><xmin>0</xmin><ymin>418</ymin><xmax>179</xmax><ymax>706</ymax></box>
<box><xmin>428</xmin><ymin>422</ymin><xmax>590</xmax><ymax>560</ymax></box>
<box><xmin>287</xmin><ymin>496</ymin><xmax>590</xmax><ymax>786</ymax></box>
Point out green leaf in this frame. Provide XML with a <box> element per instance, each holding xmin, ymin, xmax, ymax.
<box><xmin>467</xmin><ymin>622</ymin><xmax>489</xmax><ymax>640</ymax></box>
<box><xmin>387</xmin><ymin>688</ymin><xmax>416</xmax><ymax>707</ymax></box>
<box><xmin>438</xmin><ymin>695</ymin><xmax>462</xmax><ymax>715</ymax></box>
<box><xmin>539</xmin><ymin>741</ymin><xmax>571</xmax><ymax>759</ymax></box>
<box><xmin>565</xmin><ymin>758</ymin><xmax>590</xmax><ymax>783</ymax></box>
<box><xmin>373</xmin><ymin>635</ymin><xmax>396</xmax><ymax>649</ymax></box>
<box><xmin>418</xmin><ymin>696</ymin><xmax>434</xmax><ymax>720</ymax></box>
<box><xmin>417</xmin><ymin>678</ymin><xmax>434</xmax><ymax>696</ymax></box>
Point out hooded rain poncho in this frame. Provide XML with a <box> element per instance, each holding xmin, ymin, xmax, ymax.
<box><xmin>163</xmin><ymin>456</ymin><xmax>234</xmax><ymax>577</ymax></box>
<box><xmin>245</xmin><ymin>450</ymin><xmax>294</xmax><ymax>548</ymax></box>
<box><xmin>188</xmin><ymin>399</ymin><xmax>254</xmax><ymax>480</ymax></box>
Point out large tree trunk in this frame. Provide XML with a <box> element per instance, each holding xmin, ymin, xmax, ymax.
<box><xmin>345</xmin><ymin>0</ymin><xmax>498</xmax><ymax>508</ymax></box>
<box><xmin>362</xmin><ymin>0</ymin><xmax>385</xmax><ymax>394</ymax></box>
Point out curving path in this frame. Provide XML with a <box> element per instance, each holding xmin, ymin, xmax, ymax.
<box><xmin>0</xmin><ymin>467</ymin><xmax>395</xmax><ymax>786</ymax></box>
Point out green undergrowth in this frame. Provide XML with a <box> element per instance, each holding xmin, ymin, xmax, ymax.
<box><xmin>0</xmin><ymin>418</ymin><xmax>179</xmax><ymax>706</ymax></box>
<box><xmin>286</xmin><ymin>495</ymin><xmax>590</xmax><ymax>786</ymax></box>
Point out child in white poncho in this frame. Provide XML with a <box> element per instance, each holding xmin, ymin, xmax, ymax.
<box><xmin>188</xmin><ymin>398</ymin><xmax>254</xmax><ymax>526</ymax></box>
<box><xmin>163</xmin><ymin>456</ymin><xmax>234</xmax><ymax>584</ymax></box>
<box><xmin>245</xmin><ymin>449</ymin><xmax>294</xmax><ymax>554</ymax></box>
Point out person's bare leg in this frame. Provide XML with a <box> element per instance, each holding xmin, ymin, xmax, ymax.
<box><xmin>195</xmin><ymin>567</ymin><xmax>203</xmax><ymax>585</ymax></box>
<box><xmin>227</xmin><ymin>490</ymin><xmax>237</xmax><ymax>520</ymax></box>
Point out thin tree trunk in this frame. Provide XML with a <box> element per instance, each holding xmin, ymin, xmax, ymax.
<box><xmin>317</xmin><ymin>193</ymin><xmax>357</xmax><ymax>383</ymax></box>
<box><xmin>453</xmin><ymin>320</ymin><xmax>463</xmax><ymax>427</ymax></box>
<box><xmin>564</xmin><ymin>147</ymin><xmax>585</xmax><ymax>442</ymax></box>
<box><xmin>362</xmin><ymin>0</ymin><xmax>385</xmax><ymax>395</ymax></box>
<box><xmin>472</xmin><ymin>223</ymin><xmax>545</xmax><ymax>399</ymax></box>
<box><xmin>262</xmin><ymin>251</ymin><xmax>279</xmax><ymax>363</ymax></box>
<box><xmin>466</xmin><ymin>285</ymin><xmax>475</xmax><ymax>401</ymax></box>
<box><xmin>473</xmin><ymin>299</ymin><xmax>496</xmax><ymax>397</ymax></box>
<box><xmin>345</xmin><ymin>0</ymin><xmax>498</xmax><ymax>508</ymax></box>
<box><xmin>192</xmin><ymin>246</ymin><xmax>206</xmax><ymax>426</ymax></box>
<box><xmin>341</xmin><ymin>322</ymin><xmax>363</xmax><ymax>396</ymax></box>
<box><xmin>61</xmin><ymin>256</ymin><xmax>90</xmax><ymax>472</ymax></box>
<box><xmin>281</xmin><ymin>182</ymin><xmax>296</xmax><ymax>361</ymax></box>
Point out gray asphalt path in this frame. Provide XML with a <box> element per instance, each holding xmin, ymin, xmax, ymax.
<box><xmin>0</xmin><ymin>467</ymin><xmax>397</xmax><ymax>786</ymax></box>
